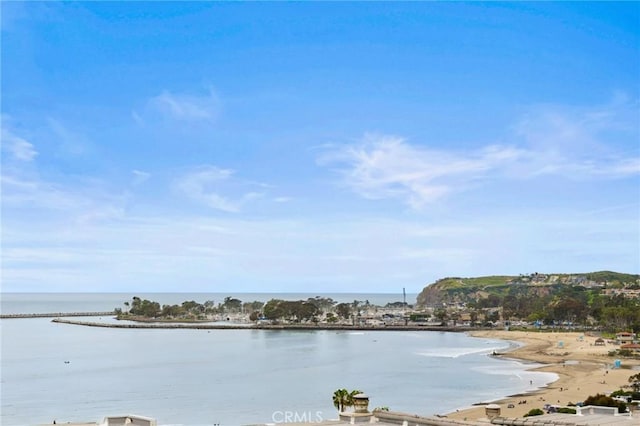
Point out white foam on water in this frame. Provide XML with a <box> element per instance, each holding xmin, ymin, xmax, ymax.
<box><xmin>473</xmin><ymin>362</ymin><xmax>559</xmax><ymax>388</ymax></box>
<box><xmin>415</xmin><ymin>346</ymin><xmax>502</xmax><ymax>358</ymax></box>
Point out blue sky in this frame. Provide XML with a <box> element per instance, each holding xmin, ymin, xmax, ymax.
<box><xmin>2</xmin><ymin>2</ymin><xmax>639</xmax><ymax>293</ymax></box>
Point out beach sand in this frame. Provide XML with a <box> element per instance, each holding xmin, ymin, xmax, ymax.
<box><xmin>445</xmin><ymin>330</ymin><xmax>639</xmax><ymax>420</ymax></box>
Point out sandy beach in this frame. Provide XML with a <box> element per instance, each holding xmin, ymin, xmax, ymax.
<box><xmin>446</xmin><ymin>330</ymin><xmax>639</xmax><ymax>420</ymax></box>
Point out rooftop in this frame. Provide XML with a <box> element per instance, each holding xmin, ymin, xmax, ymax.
<box><xmin>492</xmin><ymin>414</ymin><xmax>638</xmax><ymax>426</ymax></box>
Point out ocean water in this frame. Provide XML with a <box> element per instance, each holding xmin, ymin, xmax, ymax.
<box><xmin>1</xmin><ymin>294</ymin><xmax>558</xmax><ymax>426</ymax></box>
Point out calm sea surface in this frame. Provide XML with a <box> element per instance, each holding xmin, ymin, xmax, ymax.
<box><xmin>1</xmin><ymin>293</ymin><xmax>558</xmax><ymax>426</ymax></box>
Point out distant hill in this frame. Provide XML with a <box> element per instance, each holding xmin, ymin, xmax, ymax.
<box><xmin>416</xmin><ymin>271</ymin><xmax>639</xmax><ymax>307</ymax></box>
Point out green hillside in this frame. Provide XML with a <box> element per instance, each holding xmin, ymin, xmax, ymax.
<box><xmin>416</xmin><ymin>271</ymin><xmax>639</xmax><ymax>307</ymax></box>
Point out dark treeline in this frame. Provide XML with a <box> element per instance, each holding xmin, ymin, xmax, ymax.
<box><xmin>115</xmin><ymin>296</ymin><xmax>254</xmax><ymax>320</ymax></box>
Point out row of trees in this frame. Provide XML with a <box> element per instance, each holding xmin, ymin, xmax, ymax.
<box><xmin>262</xmin><ymin>299</ymin><xmax>321</xmax><ymax>323</ymax></box>
<box><xmin>115</xmin><ymin>296</ymin><xmax>264</xmax><ymax>319</ymax></box>
<box><xmin>258</xmin><ymin>297</ymin><xmax>366</xmax><ymax>323</ymax></box>
<box><xmin>114</xmin><ymin>295</ymin><xmax>392</xmax><ymax>322</ymax></box>
<box><xmin>259</xmin><ymin>297</ymin><xmax>407</xmax><ymax>323</ymax></box>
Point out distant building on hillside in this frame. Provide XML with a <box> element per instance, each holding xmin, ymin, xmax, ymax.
<box><xmin>603</xmin><ymin>288</ymin><xmax>640</xmax><ymax>298</ymax></box>
<box><xmin>616</xmin><ymin>332</ymin><xmax>636</xmax><ymax>344</ymax></box>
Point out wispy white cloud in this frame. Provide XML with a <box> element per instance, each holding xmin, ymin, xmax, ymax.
<box><xmin>1</xmin><ymin>173</ymin><xmax>87</xmax><ymax>210</ymax></box>
<box><xmin>173</xmin><ymin>165</ymin><xmax>268</xmax><ymax>213</ymax></box>
<box><xmin>76</xmin><ymin>206</ymin><xmax>126</xmax><ymax>225</ymax></box>
<box><xmin>274</xmin><ymin>196</ymin><xmax>292</xmax><ymax>203</ymax></box>
<box><xmin>47</xmin><ymin>117</ymin><xmax>92</xmax><ymax>157</ymax></box>
<box><xmin>1</xmin><ymin>170</ymin><xmax>129</xmax><ymax>226</ymax></box>
<box><xmin>1</xmin><ymin>118</ymin><xmax>38</xmax><ymax>161</ymax></box>
<box><xmin>131</xmin><ymin>110</ymin><xmax>144</xmax><ymax>125</ymax></box>
<box><xmin>173</xmin><ymin>166</ymin><xmax>239</xmax><ymax>212</ymax></box>
<box><xmin>550</xmin><ymin>157</ymin><xmax>640</xmax><ymax>178</ymax></box>
<box><xmin>1</xmin><ymin>116</ymin><xmax>131</xmax><ymax>232</ymax></box>
<box><xmin>319</xmin><ymin>98</ymin><xmax>639</xmax><ymax>209</ymax></box>
<box><xmin>147</xmin><ymin>88</ymin><xmax>220</xmax><ymax>122</ymax></box>
<box><xmin>511</xmin><ymin>97</ymin><xmax>640</xmax><ymax>179</ymax></box>
<box><xmin>131</xmin><ymin>169</ymin><xmax>151</xmax><ymax>185</ymax></box>
<box><xmin>318</xmin><ymin>134</ymin><xmax>524</xmax><ymax>209</ymax></box>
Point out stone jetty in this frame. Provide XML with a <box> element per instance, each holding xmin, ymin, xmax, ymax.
<box><xmin>51</xmin><ymin>317</ymin><xmax>470</xmax><ymax>331</ymax></box>
<box><xmin>1</xmin><ymin>311</ymin><xmax>115</xmax><ymax>319</ymax></box>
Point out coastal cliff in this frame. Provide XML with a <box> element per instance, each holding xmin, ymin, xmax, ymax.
<box><xmin>416</xmin><ymin>271</ymin><xmax>639</xmax><ymax>308</ymax></box>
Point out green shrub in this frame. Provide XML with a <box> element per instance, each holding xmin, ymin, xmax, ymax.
<box><xmin>523</xmin><ymin>408</ymin><xmax>544</xmax><ymax>417</ymax></box>
<box><xmin>583</xmin><ymin>394</ymin><xmax>627</xmax><ymax>413</ymax></box>
<box><xmin>557</xmin><ymin>408</ymin><xmax>576</xmax><ymax>414</ymax></box>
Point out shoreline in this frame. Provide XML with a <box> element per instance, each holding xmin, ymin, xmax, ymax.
<box><xmin>445</xmin><ymin>330</ymin><xmax>640</xmax><ymax>420</ymax></box>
